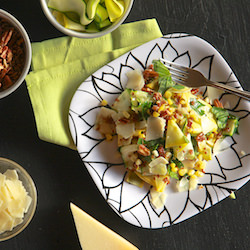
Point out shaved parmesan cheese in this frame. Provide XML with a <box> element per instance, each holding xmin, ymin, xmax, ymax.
<box><xmin>116</xmin><ymin>122</ymin><xmax>135</xmax><ymax>139</ymax></box>
<box><xmin>213</xmin><ymin>137</ymin><xmax>231</xmax><ymax>155</ymax></box>
<box><xmin>145</xmin><ymin>117</ymin><xmax>166</xmax><ymax>141</ymax></box>
<box><xmin>201</xmin><ymin>116</ymin><xmax>218</xmax><ymax>135</ymax></box>
<box><xmin>3</xmin><ymin>169</ymin><xmax>18</xmax><ymax>180</ymax></box>
<box><xmin>94</xmin><ymin>107</ymin><xmax>116</xmax><ymax>135</ymax></box>
<box><xmin>176</xmin><ymin>176</ymin><xmax>189</xmax><ymax>192</ymax></box>
<box><xmin>0</xmin><ymin>170</ymin><xmax>32</xmax><ymax>234</ymax></box>
<box><xmin>150</xmin><ymin>188</ymin><xmax>167</xmax><ymax>209</ymax></box>
<box><xmin>126</xmin><ymin>70</ymin><xmax>144</xmax><ymax>90</ymax></box>
<box><xmin>207</xmin><ymin>86</ymin><xmax>224</xmax><ymax>103</ymax></box>
<box><xmin>148</xmin><ymin>157</ymin><xmax>168</xmax><ymax>175</ymax></box>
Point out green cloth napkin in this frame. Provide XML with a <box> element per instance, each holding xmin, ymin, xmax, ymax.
<box><xmin>25</xmin><ymin>19</ymin><xmax>163</xmax><ymax>150</ymax></box>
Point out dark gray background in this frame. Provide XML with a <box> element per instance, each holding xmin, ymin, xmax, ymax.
<box><xmin>0</xmin><ymin>0</ymin><xmax>249</xmax><ymax>249</ymax></box>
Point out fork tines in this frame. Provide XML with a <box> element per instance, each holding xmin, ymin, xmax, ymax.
<box><xmin>160</xmin><ymin>58</ymin><xmax>188</xmax><ymax>85</ymax></box>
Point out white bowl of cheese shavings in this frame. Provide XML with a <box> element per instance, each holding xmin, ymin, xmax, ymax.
<box><xmin>0</xmin><ymin>157</ymin><xmax>37</xmax><ymax>241</ymax></box>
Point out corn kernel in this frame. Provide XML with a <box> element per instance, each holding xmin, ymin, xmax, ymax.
<box><xmin>189</xmin><ymin>113</ymin><xmax>196</xmax><ymax>121</ymax></box>
<box><xmin>146</xmin><ymin>79</ymin><xmax>158</xmax><ymax>90</ymax></box>
<box><xmin>206</xmin><ymin>140</ymin><xmax>215</xmax><ymax>147</ymax></box>
<box><xmin>168</xmin><ymin>107</ymin><xmax>175</xmax><ymax>114</ymax></box>
<box><xmin>172</xmin><ymin>167</ymin><xmax>178</xmax><ymax>173</ymax></box>
<box><xmin>188</xmin><ymin>169</ymin><xmax>195</xmax><ymax>176</ymax></box>
<box><xmin>189</xmin><ymin>110</ymin><xmax>200</xmax><ymax>123</ymax></box>
<box><xmin>170</xmin><ymin>163</ymin><xmax>176</xmax><ymax>169</ymax></box>
<box><xmin>195</xmin><ymin>160</ymin><xmax>205</xmax><ymax>171</ymax></box>
<box><xmin>164</xmin><ymin>90</ymin><xmax>172</xmax><ymax>99</ymax></box>
<box><xmin>101</xmin><ymin>99</ymin><xmax>108</xmax><ymax>106</ymax></box>
<box><xmin>146</xmin><ymin>83</ymin><xmax>153</xmax><ymax>89</ymax></box>
<box><xmin>178</xmin><ymin>168</ymin><xmax>187</xmax><ymax>176</ymax></box>
<box><xmin>139</xmin><ymin>134</ymin><xmax>145</xmax><ymax>139</ymax></box>
<box><xmin>158</xmin><ymin>105</ymin><xmax>165</xmax><ymax>112</ymax></box>
<box><xmin>195</xmin><ymin>170</ymin><xmax>204</xmax><ymax>177</ymax></box>
<box><xmin>165</xmin><ymin>151</ymin><xmax>172</xmax><ymax>160</ymax></box>
<box><xmin>105</xmin><ymin>134</ymin><xmax>113</xmax><ymax>141</ymax></box>
<box><xmin>241</xmin><ymin>150</ymin><xmax>246</xmax><ymax>156</ymax></box>
<box><xmin>167</xmin><ymin>98</ymin><xmax>173</xmax><ymax>105</ymax></box>
<box><xmin>208</xmin><ymin>133</ymin><xmax>214</xmax><ymax>139</ymax></box>
<box><xmin>229</xmin><ymin>191</ymin><xmax>236</xmax><ymax>199</ymax></box>
<box><xmin>198</xmin><ymin>154</ymin><xmax>203</xmax><ymax>161</ymax></box>
<box><xmin>152</xmin><ymin>150</ymin><xmax>159</xmax><ymax>157</ymax></box>
<box><xmin>153</xmin><ymin>111</ymin><xmax>160</xmax><ymax>117</ymax></box>
<box><xmin>134</xmin><ymin>130</ymin><xmax>143</xmax><ymax>137</ymax></box>
<box><xmin>190</xmin><ymin>174</ymin><xmax>197</xmax><ymax>179</ymax></box>
<box><xmin>180</xmin><ymin>99</ymin><xmax>186</xmax><ymax>105</ymax></box>
<box><xmin>135</xmin><ymin>159</ymin><xmax>142</xmax><ymax>166</ymax></box>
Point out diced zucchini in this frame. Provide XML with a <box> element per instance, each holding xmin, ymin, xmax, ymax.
<box><xmin>130</xmin><ymin>90</ymin><xmax>152</xmax><ymax>119</ymax></box>
<box><xmin>189</xmin><ymin>121</ymin><xmax>202</xmax><ymax>136</ymax></box>
<box><xmin>222</xmin><ymin>118</ymin><xmax>239</xmax><ymax>136</ymax></box>
<box><xmin>165</xmin><ymin>120</ymin><xmax>189</xmax><ymax>148</ymax></box>
<box><xmin>112</xmin><ymin>89</ymin><xmax>131</xmax><ymax>112</ymax></box>
<box><xmin>197</xmin><ymin>140</ymin><xmax>212</xmax><ymax>161</ymax></box>
<box><xmin>125</xmin><ymin>171</ymin><xmax>144</xmax><ymax>188</ymax></box>
<box><xmin>173</xmin><ymin>133</ymin><xmax>195</xmax><ymax>161</ymax></box>
<box><xmin>120</xmin><ymin>144</ymin><xmax>138</xmax><ymax>169</ymax></box>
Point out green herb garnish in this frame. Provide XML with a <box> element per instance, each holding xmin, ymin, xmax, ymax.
<box><xmin>167</xmin><ymin>165</ymin><xmax>179</xmax><ymax>180</ymax></box>
<box><xmin>190</xmin><ymin>98</ymin><xmax>205</xmax><ymax>116</ymax></box>
<box><xmin>152</xmin><ymin>60</ymin><xmax>176</xmax><ymax>94</ymax></box>
<box><xmin>170</xmin><ymin>158</ymin><xmax>184</xmax><ymax>169</ymax></box>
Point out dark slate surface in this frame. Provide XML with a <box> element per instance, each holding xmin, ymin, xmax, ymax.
<box><xmin>0</xmin><ymin>0</ymin><xmax>249</xmax><ymax>249</ymax></box>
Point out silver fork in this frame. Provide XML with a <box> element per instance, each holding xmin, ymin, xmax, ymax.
<box><xmin>160</xmin><ymin>58</ymin><xmax>250</xmax><ymax>100</ymax></box>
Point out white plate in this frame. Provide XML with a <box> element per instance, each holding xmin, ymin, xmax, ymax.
<box><xmin>69</xmin><ymin>34</ymin><xmax>250</xmax><ymax>229</ymax></box>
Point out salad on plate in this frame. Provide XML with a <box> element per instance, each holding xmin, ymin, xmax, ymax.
<box><xmin>94</xmin><ymin>59</ymin><xmax>239</xmax><ymax>208</ymax></box>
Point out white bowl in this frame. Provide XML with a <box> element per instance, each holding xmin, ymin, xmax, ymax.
<box><xmin>0</xmin><ymin>9</ymin><xmax>32</xmax><ymax>99</ymax></box>
<box><xmin>0</xmin><ymin>157</ymin><xmax>37</xmax><ymax>241</ymax></box>
<box><xmin>40</xmin><ymin>0</ymin><xmax>134</xmax><ymax>38</ymax></box>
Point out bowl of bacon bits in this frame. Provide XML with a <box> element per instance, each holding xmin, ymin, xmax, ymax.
<box><xmin>0</xmin><ymin>9</ymin><xmax>31</xmax><ymax>99</ymax></box>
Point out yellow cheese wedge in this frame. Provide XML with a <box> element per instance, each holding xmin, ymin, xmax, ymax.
<box><xmin>70</xmin><ymin>203</ymin><xmax>138</xmax><ymax>250</ymax></box>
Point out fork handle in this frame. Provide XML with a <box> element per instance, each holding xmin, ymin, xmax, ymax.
<box><xmin>206</xmin><ymin>79</ymin><xmax>250</xmax><ymax>101</ymax></box>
